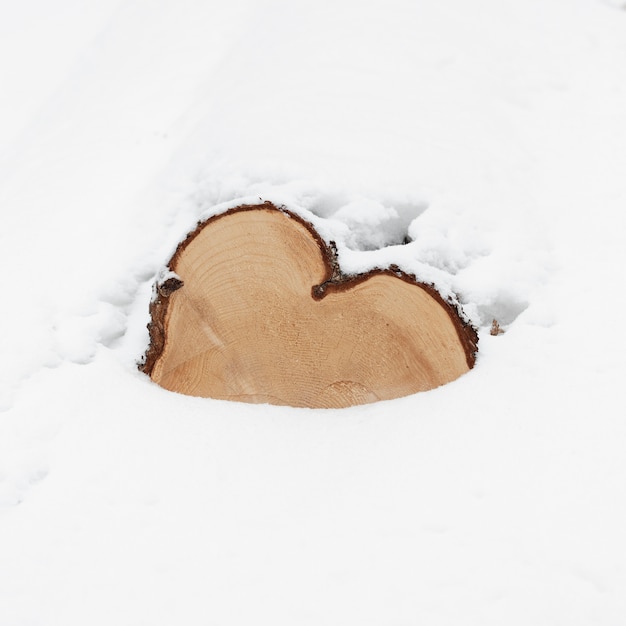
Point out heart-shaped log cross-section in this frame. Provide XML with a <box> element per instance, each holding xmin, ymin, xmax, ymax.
<box><xmin>142</xmin><ymin>202</ymin><xmax>477</xmax><ymax>408</ymax></box>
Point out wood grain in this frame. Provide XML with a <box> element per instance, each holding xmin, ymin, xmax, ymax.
<box><xmin>144</xmin><ymin>204</ymin><xmax>477</xmax><ymax>408</ymax></box>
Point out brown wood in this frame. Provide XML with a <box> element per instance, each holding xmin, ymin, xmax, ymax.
<box><xmin>142</xmin><ymin>202</ymin><xmax>477</xmax><ymax>408</ymax></box>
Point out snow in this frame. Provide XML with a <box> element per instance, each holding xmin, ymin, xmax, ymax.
<box><xmin>1</xmin><ymin>0</ymin><xmax>626</xmax><ymax>623</ymax></box>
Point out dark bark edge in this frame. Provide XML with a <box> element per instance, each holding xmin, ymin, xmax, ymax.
<box><xmin>139</xmin><ymin>201</ymin><xmax>478</xmax><ymax>376</ymax></box>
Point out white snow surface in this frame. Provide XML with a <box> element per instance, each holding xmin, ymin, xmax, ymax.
<box><xmin>1</xmin><ymin>0</ymin><xmax>626</xmax><ymax>624</ymax></box>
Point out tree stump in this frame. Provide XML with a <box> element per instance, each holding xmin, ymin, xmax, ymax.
<box><xmin>141</xmin><ymin>202</ymin><xmax>477</xmax><ymax>408</ymax></box>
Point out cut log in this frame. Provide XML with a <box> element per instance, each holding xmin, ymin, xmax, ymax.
<box><xmin>141</xmin><ymin>202</ymin><xmax>477</xmax><ymax>408</ymax></box>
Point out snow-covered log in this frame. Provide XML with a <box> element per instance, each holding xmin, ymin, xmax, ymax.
<box><xmin>142</xmin><ymin>202</ymin><xmax>477</xmax><ymax>408</ymax></box>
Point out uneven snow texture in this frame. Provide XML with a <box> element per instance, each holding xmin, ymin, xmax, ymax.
<box><xmin>1</xmin><ymin>0</ymin><xmax>626</xmax><ymax>624</ymax></box>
